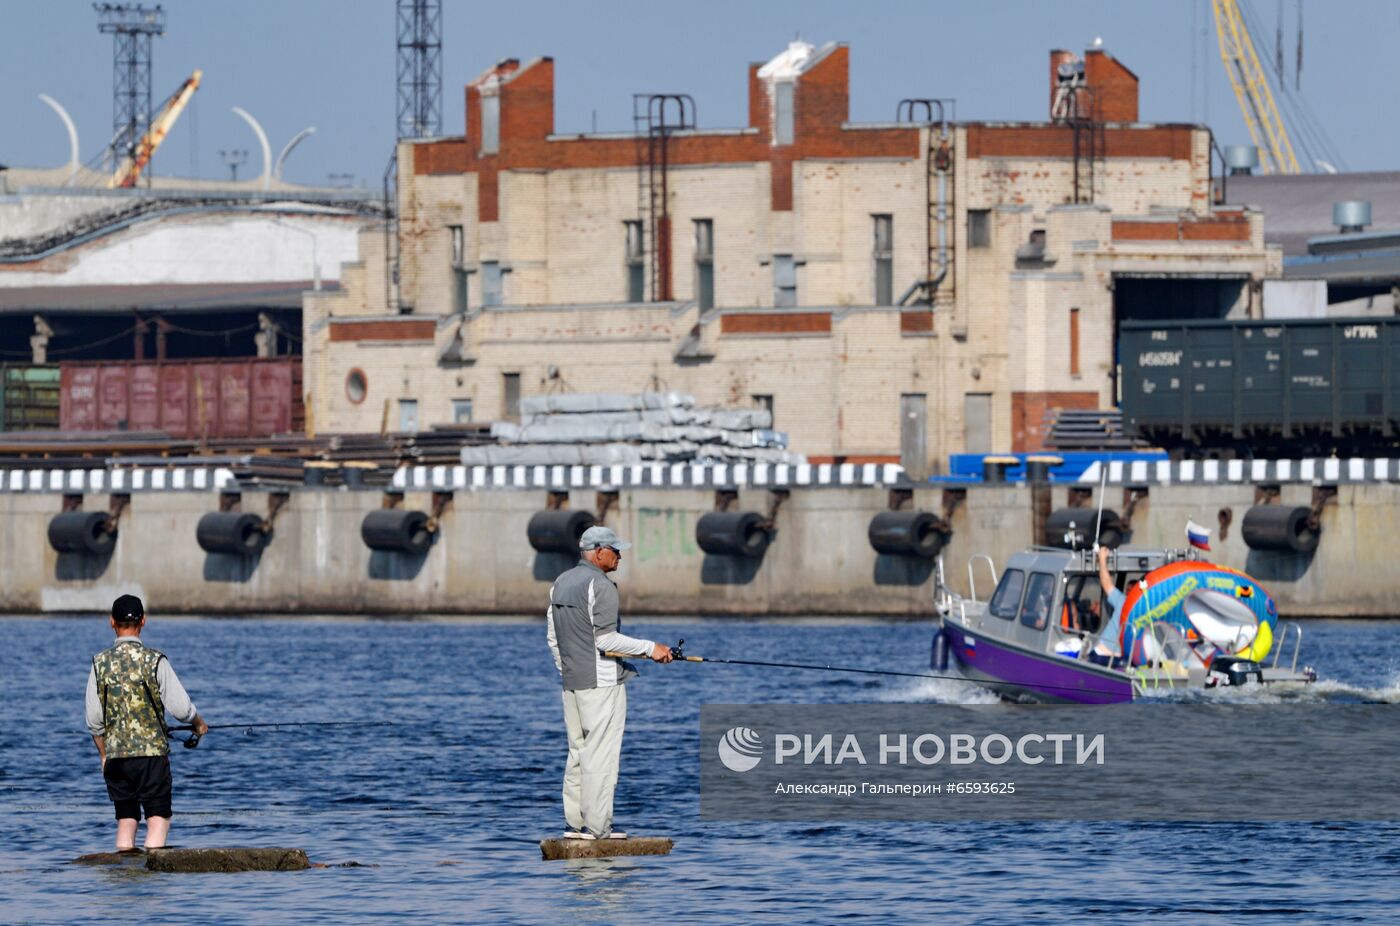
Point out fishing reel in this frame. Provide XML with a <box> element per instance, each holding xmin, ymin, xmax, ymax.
<box><xmin>671</xmin><ymin>639</ymin><xmax>685</xmax><ymax>660</ymax></box>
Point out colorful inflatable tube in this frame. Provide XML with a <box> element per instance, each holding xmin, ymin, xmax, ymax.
<box><xmin>1115</xmin><ymin>561</ymin><xmax>1278</xmax><ymax>666</ymax></box>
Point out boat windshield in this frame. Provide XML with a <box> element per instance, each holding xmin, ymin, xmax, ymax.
<box><xmin>1019</xmin><ymin>573</ymin><xmax>1057</xmax><ymax>629</ymax></box>
<box><xmin>988</xmin><ymin>569</ymin><xmax>1025</xmax><ymax>620</ymax></box>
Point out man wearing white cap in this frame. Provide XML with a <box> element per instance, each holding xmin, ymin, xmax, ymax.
<box><xmin>547</xmin><ymin>524</ymin><xmax>674</xmax><ymax>840</ymax></box>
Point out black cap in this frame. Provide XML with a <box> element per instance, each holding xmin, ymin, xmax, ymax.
<box><xmin>112</xmin><ymin>594</ymin><xmax>145</xmax><ymax>624</ymax></box>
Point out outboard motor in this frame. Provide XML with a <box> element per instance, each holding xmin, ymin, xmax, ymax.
<box><xmin>1214</xmin><ymin>655</ymin><xmax>1264</xmax><ymax>687</ymax></box>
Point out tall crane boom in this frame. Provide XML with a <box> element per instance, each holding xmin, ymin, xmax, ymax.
<box><xmin>110</xmin><ymin>69</ymin><xmax>202</xmax><ymax>189</ymax></box>
<box><xmin>1211</xmin><ymin>0</ymin><xmax>1300</xmax><ymax>175</ymax></box>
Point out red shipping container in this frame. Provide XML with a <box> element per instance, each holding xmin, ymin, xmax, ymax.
<box><xmin>251</xmin><ymin>362</ymin><xmax>293</xmax><ymax>436</ymax></box>
<box><xmin>128</xmin><ymin>365</ymin><xmax>161</xmax><ymax>431</ymax></box>
<box><xmin>61</xmin><ymin>366</ymin><xmax>99</xmax><ymax>430</ymax></box>
<box><xmin>60</xmin><ymin>358</ymin><xmax>300</xmax><ymax>438</ymax></box>
<box><xmin>190</xmin><ymin>364</ymin><xmax>221</xmax><ymax>438</ymax></box>
<box><xmin>97</xmin><ymin>366</ymin><xmax>130</xmax><ymax>430</ymax></box>
<box><xmin>159</xmin><ymin>364</ymin><xmax>191</xmax><ymax>437</ymax></box>
<box><xmin>220</xmin><ymin>362</ymin><xmax>252</xmax><ymax>438</ymax></box>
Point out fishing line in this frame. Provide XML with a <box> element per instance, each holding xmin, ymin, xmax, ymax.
<box><xmin>167</xmin><ymin>720</ymin><xmax>390</xmax><ymax>749</ymax></box>
<box><xmin>607</xmin><ymin>641</ymin><xmax>1136</xmax><ymax>699</ymax></box>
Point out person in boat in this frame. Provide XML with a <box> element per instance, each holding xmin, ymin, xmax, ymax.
<box><xmin>1088</xmin><ymin>546</ymin><xmax>1128</xmax><ymax>666</ymax></box>
<box><xmin>547</xmin><ymin>525</ymin><xmax>674</xmax><ymax>841</ymax></box>
<box><xmin>84</xmin><ymin>594</ymin><xmax>208</xmax><ymax>852</ymax></box>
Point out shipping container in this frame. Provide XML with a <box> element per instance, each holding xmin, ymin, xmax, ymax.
<box><xmin>0</xmin><ymin>365</ymin><xmax>61</xmax><ymax>431</ymax></box>
<box><xmin>1120</xmin><ymin>317</ymin><xmax>1400</xmax><ymax>455</ymax></box>
<box><xmin>59</xmin><ymin>358</ymin><xmax>303</xmax><ymax>439</ymax></box>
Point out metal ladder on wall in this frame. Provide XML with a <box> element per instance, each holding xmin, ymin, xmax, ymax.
<box><xmin>895</xmin><ymin>98</ymin><xmax>956</xmax><ymax>308</ymax></box>
<box><xmin>632</xmin><ymin>94</ymin><xmax>696</xmax><ymax>303</ymax></box>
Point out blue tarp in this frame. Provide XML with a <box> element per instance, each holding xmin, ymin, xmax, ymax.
<box><xmin>933</xmin><ymin>451</ymin><xmax>1169</xmax><ymax>484</ymax></box>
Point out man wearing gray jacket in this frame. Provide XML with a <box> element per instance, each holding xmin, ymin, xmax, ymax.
<box><xmin>547</xmin><ymin>525</ymin><xmax>673</xmax><ymax>840</ymax></box>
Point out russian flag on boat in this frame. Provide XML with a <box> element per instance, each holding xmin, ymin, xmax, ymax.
<box><xmin>1185</xmin><ymin>519</ymin><xmax>1211</xmax><ymax>551</ymax></box>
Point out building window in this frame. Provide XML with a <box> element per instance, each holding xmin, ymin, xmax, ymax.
<box><xmin>773</xmin><ymin>254</ymin><xmax>797</xmax><ymax>307</ymax></box>
<box><xmin>398</xmin><ymin>398</ymin><xmax>419</xmax><ymax>433</ymax></box>
<box><xmin>345</xmin><ymin>368</ymin><xmax>367</xmax><ymax>405</ymax></box>
<box><xmin>968</xmin><ymin>209</ymin><xmax>991</xmax><ymax>248</ymax></box>
<box><xmin>694</xmin><ymin>219</ymin><xmax>714</xmax><ymax>311</ymax></box>
<box><xmin>873</xmin><ymin>214</ymin><xmax>893</xmax><ymax>306</ymax></box>
<box><xmin>449</xmin><ymin>225</ymin><xmax>468</xmax><ymax>314</ymax></box>
<box><xmin>452</xmin><ymin>398</ymin><xmax>474</xmax><ymax>423</ymax></box>
<box><xmin>482</xmin><ymin>261</ymin><xmax>503</xmax><ymax>307</ymax></box>
<box><xmin>625</xmin><ymin>220</ymin><xmax>645</xmax><ymax>302</ymax></box>
<box><xmin>502</xmin><ymin>372</ymin><xmax>521</xmax><ymax>421</ymax></box>
<box><xmin>774</xmin><ymin>82</ymin><xmax>795</xmax><ymax>145</ymax></box>
<box><xmin>1069</xmin><ymin>307</ymin><xmax>1081</xmax><ymax>377</ymax></box>
<box><xmin>481</xmin><ymin>94</ymin><xmax>500</xmax><ymax>155</ymax></box>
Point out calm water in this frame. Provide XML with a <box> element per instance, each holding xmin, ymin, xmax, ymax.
<box><xmin>3</xmin><ymin>615</ymin><xmax>1400</xmax><ymax>925</ymax></box>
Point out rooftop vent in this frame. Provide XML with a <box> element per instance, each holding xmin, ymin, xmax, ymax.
<box><xmin>1334</xmin><ymin>201</ymin><xmax>1372</xmax><ymax>234</ymax></box>
<box><xmin>1224</xmin><ymin>145</ymin><xmax>1260</xmax><ymax>176</ymax></box>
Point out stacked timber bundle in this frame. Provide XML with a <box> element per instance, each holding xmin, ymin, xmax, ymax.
<box><xmin>470</xmin><ymin>392</ymin><xmax>803</xmax><ymax>466</ymax></box>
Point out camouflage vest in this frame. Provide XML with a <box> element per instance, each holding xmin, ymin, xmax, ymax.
<box><xmin>93</xmin><ymin>640</ymin><xmax>169</xmax><ymax>758</ymax></box>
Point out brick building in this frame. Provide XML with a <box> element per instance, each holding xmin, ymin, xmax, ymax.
<box><xmin>304</xmin><ymin>41</ymin><xmax>1279</xmax><ymax>468</ymax></box>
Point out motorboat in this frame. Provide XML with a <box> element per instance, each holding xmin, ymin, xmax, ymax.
<box><xmin>933</xmin><ymin>546</ymin><xmax>1317</xmax><ymax>704</ymax></box>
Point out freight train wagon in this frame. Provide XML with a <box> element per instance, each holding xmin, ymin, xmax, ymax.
<box><xmin>1120</xmin><ymin>317</ymin><xmax>1400</xmax><ymax>456</ymax></box>
<box><xmin>59</xmin><ymin>358</ymin><xmax>303</xmax><ymax>439</ymax></box>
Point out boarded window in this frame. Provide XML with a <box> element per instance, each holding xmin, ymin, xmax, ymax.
<box><xmin>773</xmin><ymin>254</ymin><xmax>797</xmax><ymax>307</ymax></box>
<box><xmin>968</xmin><ymin>209</ymin><xmax>991</xmax><ymax>248</ymax></box>
<box><xmin>873</xmin><ymin>214</ymin><xmax>893</xmax><ymax>306</ymax></box>
<box><xmin>625</xmin><ymin>221</ymin><xmax>645</xmax><ymax>302</ymax></box>
<box><xmin>694</xmin><ymin>219</ymin><xmax>714</xmax><ymax>311</ymax></box>
<box><xmin>482</xmin><ymin>261</ymin><xmax>502</xmax><ymax>307</ymax></box>
<box><xmin>452</xmin><ymin>398</ymin><xmax>473</xmax><ymax>423</ymax></box>
<box><xmin>398</xmin><ymin>398</ymin><xmax>419</xmax><ymax>433</ymax></box>
<box><xmin>481</xmin><ymin>94</ymin><xmax>500</xmax><ymax>154</ymax></box>
<box><xmin>502</xmin><ymin>372</ymin><xmax>520</xmax><ymax>421</ymax></box>
<box><xmin>774</xmin><ymin>82</ymin><xmax>795</xmax><ymax>145</ymax></box>
<box><xmin>1070</xmin><ymin>307</ymin><xmax>1081</xmax><ymax>376</ymax></box>
<box><xmin>752</xmin><ymin>393</ymin><xmax>773</xmax><ymax>425</ymax></box>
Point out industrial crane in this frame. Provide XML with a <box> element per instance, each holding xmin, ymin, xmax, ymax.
<box><xmin>109</xmin><ymin>69</ymin><xmax>202</xmax><ymax>188</ymax></box>
<box><xmin>1211</xmin><ymin>0</ymin><xmax>1300</xmax><ymax>174</ymax></box>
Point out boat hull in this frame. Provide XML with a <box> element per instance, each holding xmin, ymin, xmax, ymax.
<box><xmin>940</xmin><ymin>620</ymin><xmax>1134</xmax><ymax>704</ymax></box>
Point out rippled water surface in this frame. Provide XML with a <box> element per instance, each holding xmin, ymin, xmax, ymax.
<box><xmin>3</xmin><ymin>616</ymin><xmax>1399</xmax><ymax>925</ymax></box>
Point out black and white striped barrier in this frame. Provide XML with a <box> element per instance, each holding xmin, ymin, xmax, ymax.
<box><xmin>391</xmin><ymin>461</ymin><xmax>908</xmax><ymax>491</ymax></box>
<box><xmin>1076</xmin><ymin>458</ymin><xmax>1400</xmax><ymax>486</ymax></box>
<box><xmin>0</xmin><ymin>467</ymin><xmax>238</xmax><ymax>493</ymax></box>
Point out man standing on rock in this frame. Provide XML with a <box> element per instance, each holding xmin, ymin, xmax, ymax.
<box><xmin>547</xmin><ymin>525</ymin><xmax>673</xmax><ymax>840</ymax></box>
<box><xmin>85</xmin><ymin>594</ymin><xmax>208</xmax><ymax>851</ymax></box>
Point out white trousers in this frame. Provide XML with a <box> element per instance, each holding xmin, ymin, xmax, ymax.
<box><xmin>561</xmin><ymin>684</ymin><xmax>627</xmax><ymax>836</ymax></box>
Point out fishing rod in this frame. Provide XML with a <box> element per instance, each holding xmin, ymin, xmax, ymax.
<box><xmin>604</xmin><ymin>640</ymin><xmax>1134</xmax><ymax>698</ymax></box>
<box><xmin>168</xmin><ymin>721</ymin><xmax>389</xmax><ymax>750</ymax></box>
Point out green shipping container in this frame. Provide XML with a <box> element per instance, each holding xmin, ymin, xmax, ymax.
<box><xmin>1</xmin><ymin>365</ymin><xmax>61</xmax><ymax>431</ymax></box>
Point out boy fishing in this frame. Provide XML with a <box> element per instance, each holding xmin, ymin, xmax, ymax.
<box><xmin>84</xmin><ymin>595</ymin><xmax>208</xmax><ymax>851</ymax></box>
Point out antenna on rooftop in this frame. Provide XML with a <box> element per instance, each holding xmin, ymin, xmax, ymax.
<box><xmin>396</xmin><ymin>0</ymin><xmax>442</xmax><ymax>138</ymax></box>
<box><xmin>95</xmin><ymin>3</ymin><xmax>166</xmax><ymax>175</ymax></box>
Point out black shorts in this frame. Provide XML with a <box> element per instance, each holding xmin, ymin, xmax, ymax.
<box><xmin>103</xmin><ymin>755</ymin><xmax>173</xmax><ymax>820</ymax></box>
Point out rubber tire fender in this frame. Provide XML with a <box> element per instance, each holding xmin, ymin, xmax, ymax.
<box><xmin>526</xmin><ymin>509</ymin><xmax>598</xmax><ymax>554</ymax></box>
<box><xmin>196</xmin><ymin>512</ymin><xmax>270</xmax><ymax>556</ymax></box>
<box><xmin>868</xmin><ymin>510</ymin><xmax>948</xmax><ymax>558</ymax></box>
<box><xmin>1241</xmin><ymin>505</ymin><xmax>1319</xmax><ymax>553</ymax></box>
<box><xmin>361</xmin><ymin>509</ymin><xmax>433</xmax><ymax>554</ymax></box>
<box><xmin>695</xmin><ymin>511</ymin><xmax>771</xmax><ymax>558</ymax></box>
<box><xmin>48</xmin><ymin>511</ymin><xmax>115</xmax><ymax>555</ymax></box>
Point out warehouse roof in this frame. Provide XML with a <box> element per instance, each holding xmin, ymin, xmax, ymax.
<box><xmin>1226</xmin><ymin>171</ymin><xmax>1400</xmax><ymax>257</ymax></box>
<box><xmin>0</xmin><ymin>281</ymin><xmax>332</xmax><ymax>313</ymax></box>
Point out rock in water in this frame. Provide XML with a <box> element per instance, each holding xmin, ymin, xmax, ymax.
<box><xmin>539</xmin><ymin>837</ymin><xmax>674</xmax><ymax>861</ymax></box>
<box><xmin>73</xmin><ymin>850</ymin><xmax>147</xmax><ymax>866</ymax></box>
<box><xmin>144</xmin><ymin>847</ymin><xmax>311</xmax><ymax>873</ymax></box>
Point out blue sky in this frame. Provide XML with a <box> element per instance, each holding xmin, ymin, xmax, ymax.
<box><xmin>2</xmin><ymin>0</ymin><xmax>1394</xmax><ymax>187</ymax></box>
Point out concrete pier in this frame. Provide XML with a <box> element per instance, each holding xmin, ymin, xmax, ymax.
<box><xmin>2</xmin><ymin>479</ymin><xmax>1394</xmax><ymax>617</ymax></box>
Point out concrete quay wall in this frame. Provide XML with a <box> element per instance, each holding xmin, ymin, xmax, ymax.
<box><xmin>0</xmin><ymin>482</ymin><xmax>1391</xmax><ymax>617</ymax></box>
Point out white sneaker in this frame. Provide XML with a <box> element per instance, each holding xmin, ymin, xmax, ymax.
<box><xmin>563</xmin><ymin>829</ymin><xmax>594</xmax><ymax>840</ymax></box>
<box><xmin>598</xmin><ymin>829</ymin><xmax>627</xmax><ymax>840</ymax></box>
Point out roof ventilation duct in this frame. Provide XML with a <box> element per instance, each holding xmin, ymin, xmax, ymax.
<box><xmin>1224</xmin><ymin>145</ymin><xmax>1260</xmax><ymax>176</ymax></box>
<box><xmin>1333</xmin><ymin>201</ymin><xmax>1372</xmax><ymax>234</ymax></box>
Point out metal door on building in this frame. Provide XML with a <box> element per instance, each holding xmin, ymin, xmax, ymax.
<box><xmin>964</xmin><ymin>393</ymin><xmax>992</xmax><ymax>454</ymax></box>
<box><xmin>900</xmin><ymin>393</ymin><xmax>927</xmax><ymax>478</ymax></box>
